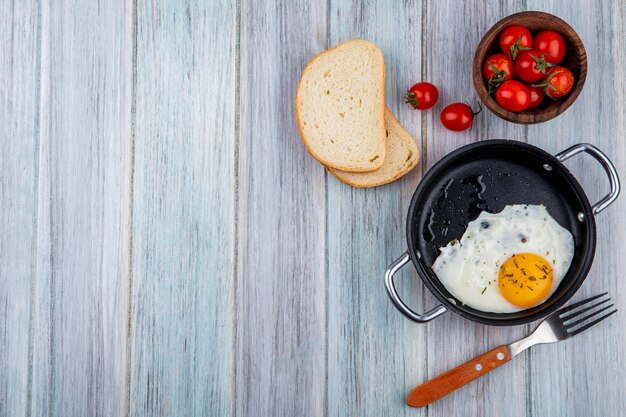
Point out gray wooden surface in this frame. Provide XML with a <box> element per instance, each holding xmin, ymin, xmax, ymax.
<box><xmin>1</xmin><ymin>1</ymin><xmax>624</xmax><ymax>416</ymax></box>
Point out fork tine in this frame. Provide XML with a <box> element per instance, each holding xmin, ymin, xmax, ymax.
<box><xmin>557</xmin><ymin>292</ymin><xmax>608</xmax><ymax>317</ymax></box>
<box><xmin>565</xmin><ymin>304</ymin><xmax>614</xmax><ymax>328</ymax></box>
<box><xmin>568</xmin><ymin>310</ymin><xmax>618</xmax><ymax>336</ymax></box>
<box><xmin>561</xmin><ymin>299</ymin><xmax>611</xmax><ymax>321</ymax></box>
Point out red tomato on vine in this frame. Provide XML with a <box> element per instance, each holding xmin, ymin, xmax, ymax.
<box><xmin>440</xmin><ymin>102</ymin><xmax>482</xmax><ymax>131</ymax></box>
<box><xmin>499</xmin><ymin>25</ymin><xmax>532</xmax><ymax>59</ymax></box>
<box><xmin>405</xmin><ymin>82</ymin><xmax>439</xmax><ymax>110</ymax></box>
<box><xmin>482</xmin><ymin>53</ymin><xmax>515</xmax><ymax>92</ymax></box>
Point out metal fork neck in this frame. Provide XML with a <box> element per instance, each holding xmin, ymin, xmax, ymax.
<box><xmin>507</xmin><ymin>335</ymin><xmax>537</xmax><ymax>358</ymax></box>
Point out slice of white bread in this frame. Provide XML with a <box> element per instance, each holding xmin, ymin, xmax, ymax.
<box><xmin>295</xmin><ymin>40</ymin><xmax>386</xmax><ymax>172</ymax></box>
<box><xmin>327</xmin><ymin>109</ymin><xmax>419</xmax><ymax>188</ymax></box>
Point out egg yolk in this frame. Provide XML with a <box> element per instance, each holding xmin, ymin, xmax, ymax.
<box><xmin>498</xmin><ymin>253</ymin><xmax>554</xmax><ymax>308</ymax></box>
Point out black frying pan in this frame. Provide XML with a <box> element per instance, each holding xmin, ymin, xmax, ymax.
<box><xmin>385</xmin><ymin>140</ymin><xmax>620</xmax><ymax>326</ymax></box>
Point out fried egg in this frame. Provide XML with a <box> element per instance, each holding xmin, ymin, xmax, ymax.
<box><xmin>432</xmin><ymin>204</ymin><xmax>574</xmax><ymax>313</ymax></box>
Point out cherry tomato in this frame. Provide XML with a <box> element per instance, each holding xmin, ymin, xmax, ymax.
<box><xmin>495</xmin><ymin>80</ymin><xmax>530</xmax><ymax>112</ymax></box>
<box><xmin>499</xmin><ymin>25</ymin><xmax>532</xmax><ymax>59</ymax></box>
<box><xmin>534</xmin><ymin>66</ymin><xmax>574</xmax><ymax>99</ymax></box>
<box><xmin>533</xmin><ymin>30</ymin><xmax>566</xmax><ymax>64</ymax></box>
<box><xmin>482</xmin><ymin>53</ymin><xmax>515</xmax><ymax>92</ymax></box>
<box><xmin>405</xmin><ymin>82</ymin><xmax>439</xmax><ymax>110</ymax></box>
<box><xmin>440</xmin><ymin>102</ymin><xmax>482</xmax><ymax>132</ymax></box>
<box><xmin>526</xmin><ymin>85</ymin><xmax>544</xmax><ymax>110</ymax></box>
<box><xmin>514</xmin><ymin>50</ymin><xmax>553</xmax><ymax>83</ymax></box>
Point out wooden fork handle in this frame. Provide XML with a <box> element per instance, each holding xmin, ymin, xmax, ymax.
<box><xmin>406</xmin><ymin>345</ymin><xmax>511</xmax><ymax>407</ymax></box>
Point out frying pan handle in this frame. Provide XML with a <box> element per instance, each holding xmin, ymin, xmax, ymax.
<box><xmin>384</xmin><ymin>252</ymin><xmax>447</xmax><ymax>322</ymax></box>
<box><xmin>555</xmin><ymin>143</ymin><xmax>621</xmax><ymax>215</ymax></box>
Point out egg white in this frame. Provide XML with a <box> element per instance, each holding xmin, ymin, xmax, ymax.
<box><xmin>432</xmin><ymin>204</ymin><xmax>575</xmax><ymax>313</ymax></box>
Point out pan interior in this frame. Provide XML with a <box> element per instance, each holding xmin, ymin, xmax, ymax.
<box><xmin>409</xmin><ymin>141</ymin><xmax>595</xmax><ymax>323</ymax></box>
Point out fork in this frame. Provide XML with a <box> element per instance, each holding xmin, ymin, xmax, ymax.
<box><xmin>406</xmin><ymin>293</ymin><xmax>617</xmax><ymax>408</ymax></box>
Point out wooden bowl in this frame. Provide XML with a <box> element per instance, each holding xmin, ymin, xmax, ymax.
<box><xmin>472</xmin><ymin>11</ymin><xmax>587</xmax><ymax>124</ymax></box>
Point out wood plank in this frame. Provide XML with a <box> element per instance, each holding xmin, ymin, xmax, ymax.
<box><xmin>325</xmin><ymin>2</ymin><xmax>428</xmax><ymax>416</ymax></box>
<box><xmin>525</xmin><ymin>1</ymin><xmax>626</xmax><ymax>415</ymax></box>
<box><xmin>424</xmin><ymin>1</ymin><xmax>529</xmax><ymax>416</ymax></box>
<box><xmin>0</xmin><ymin>2</ymin><xmax>39</xmax><ymax>416</ymax></box>
<box><xmin>30</xmin><ymin>1</ymin><xmax>133</xmax><ymax>415</ymax></box>
<box><xmin>235</xmin><ymin>0</ymin><xmax>327</xmax><ymax>416</ymax></box>
<box><xmin>129</xmin><ymin>1</ymin><xmax>237</xmax><ymax>416</ymax></box>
